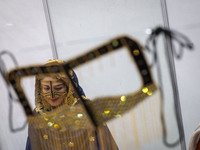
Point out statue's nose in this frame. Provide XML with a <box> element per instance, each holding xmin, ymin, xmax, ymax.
<box><xmin>51</xmin><ymin>91</ymin><xmax>55</xmax><ymax>98</ymax></box>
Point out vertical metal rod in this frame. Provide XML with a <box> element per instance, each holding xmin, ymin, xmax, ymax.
<box><xmin>42</xmin><ymin>0</ymin><xmax>58</xmax><ymax>59</ymax></box>
<box><xmin>160</xmin><ymin>0</ymin><xmax>186</xmax><ymax>150</ymax></box>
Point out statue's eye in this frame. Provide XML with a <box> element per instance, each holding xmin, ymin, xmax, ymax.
<box><xmin>42</xmin><ymin>86</ymin><xmax>50</xmax><ymax>91</ymax></box>
<box><xmin>54</xmin><ymin>87</ymin><xmax>62</xmax><ymax>91</ymax></box>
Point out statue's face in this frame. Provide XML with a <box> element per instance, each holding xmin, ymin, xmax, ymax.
<box><xmin>40</xmin><ymin>76</ymin><xmax>67</xmax><ymax>107</ymax></box>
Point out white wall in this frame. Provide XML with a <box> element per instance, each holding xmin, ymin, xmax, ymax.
<box><xmin>0</xmin><ymin>0</ymin><xmax>52</xmax><ymax>149</ymax></box>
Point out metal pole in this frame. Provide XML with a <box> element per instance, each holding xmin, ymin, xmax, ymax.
<box><xmin>42</xmin><ymin>0</ymin><xmax>58</xmax><ymax>59</ymax></box>
<box><xmin>160</xmin><ymin>0</ymin><xmax>186</xmax><ymax>150</ymax></box>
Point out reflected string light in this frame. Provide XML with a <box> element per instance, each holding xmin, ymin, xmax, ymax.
<box><xmin>142</xmin><ymin>87</ymin><xmax>148</xmax><ymax>93</ymax></box>
<box><xmin>75</xmin><ymin>120</ymin><xmax>80</xmax><ymax>125</ymax></box>
<box><xmin>43</xmin><ymin>134</ymin><xmax>48</xmax><ymax>140</ymax></box>
<box><xmin>70</xmin><ymin>106</ymin><xmax>75</xmax><ymax>111</ymax></box>
<box><xmin>145</xmin><ymin>28</ymin><xmax>152</xmax><ymax>35</ymax></box>
<box><xmin>68</xmin><ymin>142</ymin><xmax>74</xmax><ymax>147</ymax></box>
<box><xmin>60</xmin><ymin>127</ymin><xmax>66</xmax><ymax>132</ymax></box>
<box><xmin>115</xmin><ymin>114</ymin><xmax>121</xmax><ymax>118</ymax></box>
<box><xmin>77</xmin><ymin>113</ymin><xmax>83</xmax><ymax>118</ymax></box>
<box><xmin>59</xmin><ymin>114</ymin><xmax>65</xmax><ymax>118</ymax></box>
<box><xmin>48</xmin><ymin>122</ymin><xmax>54</xmax><ymax>127</ymax></box>
<box><xmin>88</xmin><ymin>53</ymin><xmax>95</xmax><ymax>59</ymax></box>
<box><xmin>147</xmin><ymin>91</ymin><xmax>152</xmax><ymax>96</ymax></box>
<box><xmin>54</xmin><ymin>124</ymin><xmax>60</xmax><ymax>130</ymax></box>
<box><xmin>39</xmin><ymin>124</ymin><xmax>43</xmax><ymax>129</ymax></box>
<box><xmin>44</xmin><ymin>117</ymin><xmax>48</xmax><ymax>121</ymax></box>
<box><xmin>142</xmin><ymin>69</ymin><xmax>148</xmax><ymax>75</ymax></box>
<box><xmin>89</xmin><ymin>136</ymin><xmax>95</xmax><ymax>142</ymax></box>
<box><xmin>133</xmin><ymin>49</ymin><xmax>140</xmax><ymax>56</ymax></box>
<box><xmin>120</xmin><ymin>101</ymin><xmax>125</xmax><ymax>105</ymax></box>
<box><xmin>112</xmin><ymin>40</ymin><xmax>119</xmax><ymax>47</ymax></box>
<box><xmin>120</xmin><ymin>96</ymin><xmax>126</xmax><ymax>102</ymax></box>
<box><xmin>104</xmin><ymin>110</ymin><xmax>110</xmax><ymax>114</ymax></box>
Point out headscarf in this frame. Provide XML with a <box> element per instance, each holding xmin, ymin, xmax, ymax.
<box><xmin>34</xmin><ymin>59</ymin><xmax>86</xmax><ymax>114</ymax></box>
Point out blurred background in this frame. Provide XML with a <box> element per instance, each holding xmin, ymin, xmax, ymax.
<box><xmin>0</xmin><ymin>0</ymin><xmax>199</xmax><ymax>149</ymax></box>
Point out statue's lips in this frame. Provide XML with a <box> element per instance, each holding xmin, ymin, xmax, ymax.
<box><xmin>50</xmin><ymin>97</ymin><xmax>59</xmax><ymax>102</ymax></box>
